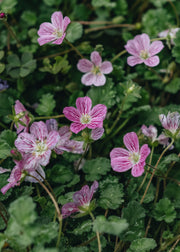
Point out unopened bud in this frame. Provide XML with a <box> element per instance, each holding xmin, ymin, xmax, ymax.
<box><xmin>0</xmin><ymin>12</ymin><xmax>6</xmax><ymax>19</ymax></box>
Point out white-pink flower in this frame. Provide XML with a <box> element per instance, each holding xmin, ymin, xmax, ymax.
<box><xmin>37</xmin><ymin>11</ymin><xmax>71</xmax><ymax>46</ymax></box>
<box><xmin>159</xmin><ymin>112</ymin><xmax>180</xmax><ymax>136</ymax></box>
<box><xmin>77</xmin><ymin>51</ymin><xmax>113</xmax><ymax>86</ymax></box>
<box><xmin>15</xmin><ymin>121</ymin><xmax>60</xmax><ymax>168</ymax></box>
<box><xmin>14</xmin><ymin>100</ymin><xmax>30</xmax><ymax>134</ymax></box>
<box><xmin>158</xmin><ymin>28</ymin><xmax>180</xmax><ymax>45</ymax></box>
<box><xmin>63</xmin><ymin>96</ymin><xmax>107</xmax><ymax>134</ymax></box>
<box><xmin>141</xmin><ymin>125</ymin><xmax>158</xmax><ymax>143</ymax></box>
<box><xmin>124</xmin><ymin>33</ymin><xmax>164</xmax><ymax>67</ymax></box>
<box><xmin>110</xmin><ymin>132</ymin><xmax>151</xmax><ymax>177</ymax></box>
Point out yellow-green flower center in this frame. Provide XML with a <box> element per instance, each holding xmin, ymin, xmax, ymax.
<box><xmin>129</xmin><ymin>152</ymin><xmax>140</xmax><ymax>165</ymax></box>
<box><xmin>91</xmin><ymin>66</ymin><xmax>101</xmax><ymax>75</ymax></box>
<box><xmin>140</xmin><ymin>50</ymin><xmax>149</xmax><ymax>59</ymax></box>
<box><xmin>34</xmin><ymin>141</ymin><xmax>48</xmax><ymax>156</ymax></box>
<box><xmin>53</xmin><ymin>29</ymin><xmax>63</xmax><ymax>38</ymax></box>
<box><xmin>80</xmin><ymin>113</ymin><xmax>91</xmax><ymax>124</ymax></box>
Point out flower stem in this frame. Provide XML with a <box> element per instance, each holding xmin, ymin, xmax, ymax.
<box><xmin>89</xmin><ymin>211</ymin><xmax>101</xmax><ymax>252</ymax></box>
<box><xmin>65</xmin><ymin>38</ymin><xmax>84</xmax><ymax>58</ymax></box>
<box><xmin>27</xmin><ymin>174</ymin><xmax>62</xmax><ymax>247</ymax></box>
<box><xmin>137</xmin><ymin>146</ymin><xmax>154</xmax><ymax>192</ymax></box>
<box><xmin>111</xmin><ymin>50</ymin><xmax>127</xmax><ymax>63</ymax></box>
<box><xmin>140</xmin><ymin>139</ymin><xmax>174</xmax><ymax>204</ymax></box>
<box><xmin>34</xmin><ymin>114</ymin><xmax>65</xmax><ymax>120</ymax></box>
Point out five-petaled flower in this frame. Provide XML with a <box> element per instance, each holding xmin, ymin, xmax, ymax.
<box><xmin>63</xmin><ymin>96</ymin><xmax>107</xmax><ymax>134</ymax></box>
<box><xmin>61</xmin><ymin>181</ymin><xmax>98</xmax><ymax>218</ymax></box>
<box><xmin>110</xmin><ymin>132</ymin><xmax>151</xmax><ymax>177</ymax></box>
<box><xmin>15</xmin><ymin>121</ymin><xmax>60</xmax><ymax>169</ymax></box>
<box><xmin>124</xmin><ymin>33</ymin><xmax>164</xmax><ymax>67</ymax></box>
<box><xmin>158</xmin><ymin>28</ymin><xmax>180</xmax><ymax>45</ymax></box>
<box><xmin>77</xmin><ymin>51</ymin><xmax>113</xmax><ymax>86</ymax></box>
<box><xmin>37</xmin><ymin>11</ymin><xmax>71</xmax><ymax>46</ymax></box>
<box><xmin>159</xmin><ymin>112</ymin><xmax>180</xmax><ymax>137</ymax></box>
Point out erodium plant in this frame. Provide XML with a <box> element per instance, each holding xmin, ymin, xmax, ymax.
<box><xmin>0</xmin><ymin>2</ymin><xmax>180</xmax><ymax>252</ymax></box>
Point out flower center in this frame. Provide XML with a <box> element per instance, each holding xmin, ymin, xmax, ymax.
<box><xmin>129</xmin><ymin>152</ymin><xmax>140</xmax><ymax>165</ymax></box>
<box><xmin>140</xmin><ymin>50</ymin><xmax>149</xmax><ymax>59</ymax></box>
<box><xmin>34</xmin><ymin>141</ymin><xmax>48</xmax><ymax>155</ymax></box>
<box><xmin>91</xmin><ymin>66</ymin><xmax>101</xmax><ymax>75</ymax></box>
<box><xmin>80</xmin><ymin>113</ymin><xmax>91</xmax><ymax>124</ymax></box>
<box><xmin>53</xmin><ymin>29</ymin><xmax>63</xmax><ymax>38</ymax></box>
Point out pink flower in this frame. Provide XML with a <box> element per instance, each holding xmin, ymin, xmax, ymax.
<box><xmin>14</xmin><ymin>100</ymin><xmax>30</xmax><ymax>134</ymax></box>
<box><xmin>141</xmin><ymin>125</ymin><xmax>158</xmax><ymax>143</ymax></box>
<box><xmin>37</xmin><ymin>11</ymin><xmax>71</xmax><ymax>46</ymax></box>
<box><xmin>15</xmin><ymin>121</ymin><xmax>60</xmax><ymax>168</ymax></box>
<box><xmin>77</xmin><ymin>51</ymin><xmax>113</xmax><ymax>86</ymax></box>
<box><xmin>61</xmin><ymin>181</ymin><xmax>98</xmax><ymax>218</ymax></box>
<box><xmin>158</xmin><ymin>134</ymin><xmax>174</xmax><ymax>149</ymax></box>
<box><xmin>159</xmin><ymin>112</ymin><xmax>180</xmax><ymax>135</ymax></box>
<box><xmin>110</xmin><ymin>132</ymin><xmax>151</xmax><ymax>177</ymax></box>
<box><xmin>63</xmin><ymin>96</ymin><xmax>107</xmax><ymax>134</ymax></box>
<box><xmin>91</xmin><ymin>127</ymin><xmax>104</xmax><ymax>140</ymax></box>
<box><xmin>158</xmin><ymin>28</ymin><xmax>180</xmax><ymax>45</ymax></box>
<box><xmin>124</xmin><ymin>33</ymin><xmax>164</xmax><ymax>67</ymax></box>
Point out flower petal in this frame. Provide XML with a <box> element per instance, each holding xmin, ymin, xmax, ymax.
<box><xmin>134</xmin><ymin>33</ymin><xmax>150</xmax><ymax>51</ymax></box>
<box><xmin>91</xmin><ymin>128</ymin><xmax>104</xmax><ymax>140</ymax></box>
<box><xmin>139</xmin><ymin>144</ymin><xmax>151</xmax><ymax>163</ymax></box>
<box><xmin>15</xmin><ymin>133</ymin><xmax>36</xmax><ymax>153</ymax></box>
<box><xmin>70</xmin><ymin>122</ymin><xmax>86</xmax><ymax>134</ymax></box>
<box><xmin>63</xmin><ymin>16</ymin><xmax>71</xmax><ymax>32</ymax></box>
<box><xmin>38</xmin><ymin>22</ymin><xmax>55</xmax><ymax>36</ymax></box>
<box><xmin>88</xmin><ymin>118</ymin><xmax>103</xmax><ymax>129</ymax></box>
<box><xmin>127</xmin><ymin>56</ymin><xmax>144</xmax><ymax>66</ymax></box>
<box><xmin>100</xmin><ymin>61</ymin><xmax>113</xmax><ymax>74</ymax></box>
<box><xmin>51</xmin><ymin>11</ymin><xmax>63</xmax><ymax>30</ymax></box>
<box><xmin>123</xmin><ymin>132</ymin><xmax>139</xmax><ymax>153</ymax></box>
<box><xmin>30</xmin><ymin>121</ymin><xmax>48</xmax><ymax>141</ymax></box>
<box><xmin>46</xmin><ymin>119</ymin><xmax>58</xmax><ymax>132</ymax></box>
<box><xmin>37</xmin><ymin>35</ymin><xmax>56</xmax><ymax>46</ymax></box>
<box><xmin>111</xmin><ymin>157</ymin><xmax>132</xmax><ymax>172</ymax></box>
<box><xmin>149</xmin><ymin>41</ymin><xmax>164</xmax><ymax>56</ymax></box>
<box><xmin>90</xmin><ymin>51</ymin><xmax>102</xmax><ymax>66</ymax></box>
<box><xmin>89</xmin><ymin>181</ymin><xmax>99</xmax><ymax>201</ymax></box>
<box><xmin>63</xmin><ymin>107</ymin><xmax>80</xmax><ymax>123</ymax></box>
<box><xmin>90</xmin><ymin>104</ymin><xmax>107</xmax><ymax>119</ymax></box>
<box><xmin>59</xmin><ymin>126</ymin><xmax>72</xmax><ymax>140</ymax></box>
<box><xmin>73</xmin><ymin>185</ymin><xmax>90</xmax><ymax>205</ymax></box>
<box><xmin>94</xmin><ymin>74</ymin><xmax>106</xmax><ymax>86</ymax></box>
<box><xmin>46</xmin><ymin>131</ymin><xmax>60</xmax><ymax>149</ymax></box>
<box><xmin>81</xmin><ymin>72</ymin><xmax>96</xmax><ymax>86</ymax></box>
<box><xmin>131</xmin><ymin>163</ymin><xmax>145</xmax><ymax>177</ymax></box>
<box><xmin>110</xmin><ymin>148</ymin><xmax>130</xmax><ymax>159</ymax></box>
<box><xmin>61</xmin><ymin>202</ymin><xmax>79</xmax><ymax>218</ymax></box>
<box><xmin>52</xmin><ymin>34</ymin><xmax>66</xmax><ymax>45</ymax></box>
<box><xmin>144</xmin><ymin>56</ymin><xmax>160</xmax><ymax>67</ymax></box>
<box><xmin>76</xmin><ymin>96</ymin><xmax>92</xmax><ymax>115</ymax></box>
<box><xmin>77</xmin><ymin>59</ymin><xmax>93</xmax><ymax>73</ymax></box>
<box><xmin>38</xmin><ymin>149</ymin><xmax>51</xmax><ymax>166</ymax></box>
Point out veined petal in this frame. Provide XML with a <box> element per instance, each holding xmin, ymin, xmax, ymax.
<box><xmin>59</xmin><ymin>126</ymin><xmax>72</xmax><ymax>140</ymax></box>
<box><xmin>90</xmin><ymin>104</ymin><xmax>107</xmax><ymax>119</ymax></box>
<box><xmin>94</xmin><ymin>74</ymin><xmax>106</xmax><ymax>86</ymax></box>
<box><xmin>38</xmin><ymin>149</ymin><xmax>51</xmax><ymax>166</ymax></box>
<box><xmin>61</xmin><ymin>202</ymin><xmax>79</xmax><ymax>218</ymax></box>
<box><xmin>134</xmin><ymin>33</ymin><xmax>150</xmax><ymax>51</ymax></box>
<box><xmin>52</xmin><ymin>34</ymin><xmax>66</xmax><ymax>45</ymax></box>
<box><xmin>139</xmin><ymin>144</ymin><xmax>151</xmax><ymax>163</ymax></box>
<box><xmin>37</xmin><ymin>35</ymin><xmax>56</xmax><ymax>46</ymax></box>
<box><xmin>73</xmin><ymin>185</ymin><xmax>90</xmax><ymax>205</ymax></box>
<box><xmin>90</xmin><ymin>51</ymin><xmax>102</xmax><ymax>66</ymax></box>
<box><xmin>51</xmin><ymin>11</ymin><xmax>63</xmax><ymax>30</ymax></box>
<box><xmin>30</xmin><ymin>121</ymin><xmax>48</xmax><ymax>141</ymax></box>
<box><xmin>46</xmin><ymin>131</ymin><xmax>60</xmax><ymax>148</ymax></box>
<box><xmin>125</xmin><ymin>40</ymin><xmax>140</xmax><ymax>56</ymax></box>
<box><xmin>131</xmin><ymin>163</ymin><xmax>145</xmax><ymax>177</ymax></box>
<box><xmin>127</xmin><ymin>56</ymin><xmax>144</xmax><ymax>66</ymax></box>
<box><xmin>88</xmin><ymin>118</ymin><xmax>103</xmax><ymax>129</ymax></box>
<box><xmin>111</xmin><ymin>157</ymin><xmax>132</xmax><ymax>172</ymax></box>
<box><xmin>38</xmin><ymin>22</ymin><xmax>55</xmax><ymax>36</ymax></box>
<box><xmin>110</xmin><ymin>147</ymin><xmax>130</xmax><ymax>159</ymax></box>
<box><xmin>46</xmin><ymin>119</ymin><xmax>58</xmax><ymax>132</ymax></box>
<box><xmin>76</xmin><ymin>96</ymin><xmax>92</xmax><ymax>115</ymax></box>
<box><xmin>89</xmin><ymin>181</ymin><xmax>98</xmax><ymax>201</ymax></box>
<box><xmin>25</xmin><ymin>165</ymin><xmax>45</xmax><ymax>183</ymax></box>
<box><xmin>70</xmin><ymin>122</ymin><xmax>86</xmax><ymax>134</ymax></box>
<box><xmin>91</xmin><ymin>128</ymin><xmax>104</xmax><ymax>140</ymax></box>
<box><xmin>63</xmin><ymin>16</ymin><xmax>71</xmax><ymax>32</ymax></box>
<box><xmin>1</xmin><ymin>183</ymin><xmax>14</xmax><ymax>194</ymax></box>
<box><xmin>77</xmin><ymin>59</ymin><xmax>93</xmax><ymax>73</ymax></box>
<box><xmin>149</xmin><ymin>41</ymin><xmax>164</xmax><ymax>56</ymax></box>
<box><xmin>100</xmin><ymin>61</ymin><xmax>113</xmax><ymax>74</ymax></box>
<box><xmin>123</xmin><ymin>132</ymin><xmax>139</xmax><ymax>153</ymax></box>
<box><xmin>144</xmin><ymin>56</ymin><xmax>160</xmax><ymax>67</ymax></box>
<box><xmin>15</xmin><ymin>133</ymin><xmax>36</xmax><ymax>153</ymax></box>
<box><xmin>63</xmin><ymin>107</ymin><xmax>80</xmax><ymax>122</ymax></box>
<box><xmin>81</xmin><ymin>72</ymin><xmax>96</xmax><ymax>86</ymax></box>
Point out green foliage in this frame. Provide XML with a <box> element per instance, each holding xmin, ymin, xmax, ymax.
<box><xmin>165</xmin><ymin>78</ymin><xmax>180</xmax><ymax>94</ymax></box>
<box><xmin>87</xmin><ymin>78</ymin><xmax>117</xmax><ymax>108</ymax></box>
<box><xmin>98</xmin><ymin>176</ymin><xmax>124</xmax><ymax>209</ymax></box>
<box><xmin>127</xmin><ymin>238</ymin><xmax>157</xmax><ymax>252</ymax></box>
<box><xmin>164</xmin><ymin>183</ymin><xmax>180</xmax><ymax>209</ymax></box>
<box><xmin>21</xmin><ymin>11</ymin><xmax>37</xmax><ymax>26</ymax></box>
<box><xmin>66</xmin><ymin>22</ymin><xmax>83</xmax><ymax>43</ymax></box>
<box><xmin>71</xmin><ymin>220</ymin><xmax>92</xmax><ymax>235</ymax></box>
<box><xmin>0</xmin><ymin>130</ymin><xmax>16</xmax><ymax>158</ymax></box>
<box><xmin>153</xmin><ymin>198</ymin><xmax>176</xmax><ymax>223</ymax></box>
<box><xmin>82</xmin><ymin>157</ymin><xmax>111</xmax><ymax>181</ymax></box>
<box><xmin>6</xmin><ymin>53</ymin><xmax>36</xmax><ymax>78</ymax></box>
<box><xmin>1</xmin><ymin>0</ymin><xmax>17</xmax><ymax>13</ymax></box>
<box><xmin>35</xmin><ymin>93</ymin><xmax>56</xmax><ymax>116</ymax></box>
<box><xmin>50</xmin><ymin>164</ymin><xmax>73</xmax><ymax>183</ymax></box>
<box><xmin>172</xmin><ymin>30</ymin><xmax>180</xmax><ymax>63</ymax></box>
<box><xmin>91</xmin><ymin>0</ymin><xmax>116</xmax><ymax>8</ymax></box>
<box><xmin>93</xmin><ymin>215</ymin><xmax>128</xmax><ymax>236</ymax></box>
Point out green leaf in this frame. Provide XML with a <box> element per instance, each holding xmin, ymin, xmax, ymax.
<box><xmin>0</xmin><ymin>130</ymin><xmax>16</xmax><ymax>158</ymax></box>
<box><xmin>66</xmin><ymin>22</ymin><xmax>83</xmax><ymax>43</ymax></box>
<box><xmin>153</xmin><ymin>198</ymin><xmax>176</xmax><ymax>223</ymax></box>
<box><xmin>98</xmin><ymin>176</ymin><xmax>124</xmax><ymax>209</ymax></box>
<box><xmin>82</xmin><ymin>157</ymin><xmax>111</xmax><ymax>181</ymax></box>
<box><xmin>21</xmin><ymin>11</ymin><xmax>37</xmax><ymax>26</ymax></box>
<box><xmin>0</xmin><ymin>63</ymin><xmax>5</xmax><ymax>73</ymax></box>
<box><xmin>34</xmin><ymin>222</ymin><xmax>58</xmax><ymax>245</ymax></box>
<box><xmin>7</xmin><ymin>54</ymin><xmax>21</xmax><ymax>67</ymax></box>
<box><xmin>92</xmin><ymin>0</ymin><xmax>116</xmax><ymax>8</ymax></box>
<box><xmin>50</xmin><ymin>164</ymin><xmax>73</xmax><ymax>183</ymax></box>
<box><xmin>1</xmin><ymin>0</ymin><xmax>17</xmax><ymax>13</ymax></box>
<box><xmin>87</xmin><ymin>78</ymin><xmax>117</xmax><ymax>109</ymax></box>
<box><xmin>43</xmin><ymin>0</ymin><xmax>62</xmax><ymax>6</ymax></box>
<box><xmin>165</xmin><ymin>78</ymin><xmax>180</xmax><ymax>94</ymax></box>
<box><xmin>72</xmin><ymin>220</ymin><xmax>92</xmax><ymax>235</ymax></box>
<box><xmin>127</xmin><ymin>238</ymin><xmax>157</xmax><ymax>252</ymax></box>
<box><xmin>0</xmin><ymin>51</ymin><xmax>4</xmax><ymax>60</ymax></box>
<box><xmin>164</xmin><ymin>183</ymin><xmax>180</xmax><ymax>208</ymax></box>
<box><xmin>172</xmin><ymin>30</ymin><xmax>180</xmax><ymax>63</ymax></box>
<box><xmin>93</xmin><ymin>215</ymin><xmax>128</xmax><ymax>236</ymax></box>
<box><xmin>35</xmin><ymin>93</ymin><xmax>56</xmax><ymax>116</ymax></box>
